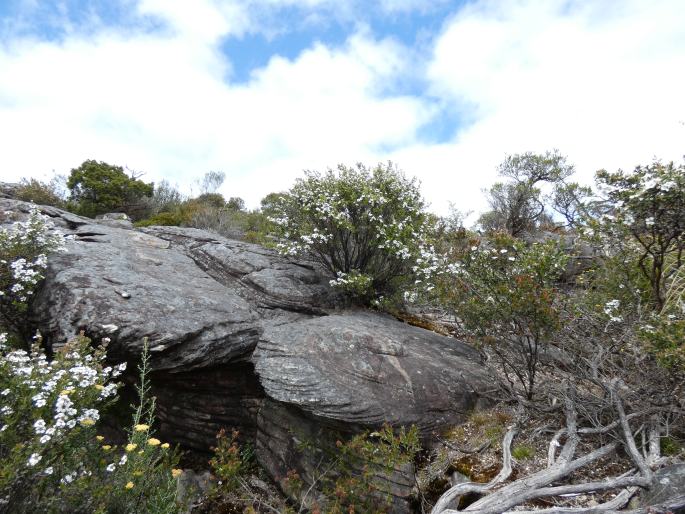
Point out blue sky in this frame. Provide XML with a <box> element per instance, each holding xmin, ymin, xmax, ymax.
<box><xmin>1</xmin><ymin>0</ymin><xmax>684</xmax><ymax>215</ymax></box>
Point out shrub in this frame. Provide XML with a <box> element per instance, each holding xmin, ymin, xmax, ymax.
<box><xmin>511</xmin><ymin>445</ymin><xmax>535</xmax><ymax>460</ymax></box>
<box><xmin>0</xmin><ymin>206</ymin><xmax>67</xmax><ymax>337</ymax></box>
<box><xmin>285</xmin><ymin>424</ymin><xmax>421</xmax><ymax>514</ymax></box>
<box><xmin>0</xmin><ymin>332</ymin><xmax>181</xmax><ymax>513</ymax></box>
<box><xmin>439</xmin><ymin>233</ymin><xmax>568</xmax><ymax>400</ymax></box>
<box><xmin>269</xmin><ymin>162</ymin><xmax>437</xmax><ymax>302</ymax></box>
<box><xmin>15</xmin><ymin>178</ymin><xmax>66</xmax><ymax>208</ymax></box>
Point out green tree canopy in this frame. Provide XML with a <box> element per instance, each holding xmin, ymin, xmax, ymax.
<box><xmin>479</xmin><ymin>150</ymin><xmax>576</xmax><ymax>237</ymax></box>
<box><xmin>66</xmin><ymin>160</ymin><xmax>154</xmax><ymax>219</ymax></box>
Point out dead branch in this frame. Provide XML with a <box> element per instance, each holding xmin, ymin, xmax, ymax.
<box><xmin>430</xmin><ymin>425</ymin><xmax>518</xmax><ymax>514</ymax></box>
<box><xmin>503</xmin><ymin>486</ymin><xmax>638</xmax><ymax>513</ymax></box>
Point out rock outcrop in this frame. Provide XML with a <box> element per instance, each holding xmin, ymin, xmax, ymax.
<box><xmin>1</xmin><ymin>198</ymin><xmax>493</xmax><ymax>510</ymax></box>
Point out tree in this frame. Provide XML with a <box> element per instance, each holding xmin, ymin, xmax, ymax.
<box><xmin>66</xmin><ymin>160</ymin><xmax>153</xmax><ymax>219</ymax></box>
<box><xmin>197</xmin><ymin>171</ymin><xmax>225</xmax><ymax>195</ymax></box>
<box><xmin>225</xmin><ymin>196</ymin><xmax>245</xmax><ymax>211</ymax></box>
<box><xmin>595</xmin><ymin>160</ymin><xmax>685</xmax><ymax>310</ymax></box>
<box><xmin>479</xmin><ymin>151</ymin><xmax>575</xmax><ymax>237</ymax></box>
<box><xmin>269</xmin><ymin>162</ymin><xmax>436</xmax><ymax>302</ymax></box>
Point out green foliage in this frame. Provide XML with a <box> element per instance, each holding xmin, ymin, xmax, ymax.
<box><xmin>0</xmin><ymin>207</ymin><xmax>67</xmax><ymax>337</ymax></box>
<box><xmin>479</xmin><ymin>151</ymin><xmax>575</xmax><ymax>237</ymax></box>
<box><xmin>100</xmin><ymin>340</ymin><xmax>181</xmax><ymax>514</ymax></box>
<box><xmin>660</xmin><ymin>436</ymin><xmax>683</xmax><ymax>456</ymax></box>
<box><xmin>639</xmin><ymin>313</ymin><xmax>685</xmax><ymax>369</ymax></box>
<box><xmin>595</xmin><ymin>160</ymin><xmax>685</xmax><ymax>310</ymax></box>
<box><xmin>270</xmin><ymin>162</ymin><xmax>436</xmax><ymax>302</ymax></box>
<box><xmin>15</xmin><ymin>178</ymin><xmax>66</xmax><ymax>208</ymax></box>
<box><xmin>208</xmin><ymin>428</ymin><xmax>254</xmax><ymax>493</ymax></box>
<box><xmin>134</xmin><ymin>211</ymin><xmax>187</xmax><ymax>228</ymax></box>
<box><xmin>511</xmin><ymin>445</ymin><xmax>535</xmax><ymax>460</ymax></box>
<box><xmin>285</xmin><ymin>424</ymin><xmax>421</xmax><ymax>514</ymax></box>
<box><xmin>0</xmin><ymin>331</ymin><xmax>182</xmax><ymax>514</ymax></box>
<box><xmin>440</xmin><ymin>234</ymin><xmax>568</xmax><ymax>400</ymax></box>
<box><xmin>66</xmin><ymin>160</ymin><xmax>153</xmax><ymax>219</ymax></box>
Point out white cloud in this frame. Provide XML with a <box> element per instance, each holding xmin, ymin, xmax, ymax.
<box><xmin>0</xmin><ymin>0</ymin><xmax>684</xmax><ymax>220</ymax></box>
<box><xmin>420</xmin><ymin>0</ymin><xmax>685</xmax><ymax>215</ymax></box>
<box><xmin>0</xmin><ymin>1</ymin><xmax>430</xmax><ymax>207</ymax></box>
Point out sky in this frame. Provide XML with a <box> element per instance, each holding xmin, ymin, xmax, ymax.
<box><xmin>0</xmin><ymin>0</ymin><xmax>684</xmax><ymax>216</ymax></box>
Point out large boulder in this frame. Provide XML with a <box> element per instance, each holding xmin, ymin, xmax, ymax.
<box><xmin>1</xmin><ymin>198</ymin><xmax>493</xmax><ymax>510</ymax></box>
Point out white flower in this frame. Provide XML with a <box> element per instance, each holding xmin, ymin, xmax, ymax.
<box><xmin>44</xmin><ymin>466</ymin><xmax>53</xmax><ymax>475</ymax></box>
<box><xmin>27</xmin><ymin>453</ymin><xmax>42</xmax><ymax>467</ymax></box>
<box><xmin>119</xmin><ymin>454</ymin><xmax>127</xmax><ymax>465</ymax></box>
<box><xmin>40</xmin><ymin>434</ymin><xmax>51</xmax><ymax>444</ymax></box>
<box><xmin>106</xmin><ymin>463</ymin><xmax>116</xmax><ymax>472</ymax></box>
<box><xmin>34</xmin><ymin>419</ymin><xmax>47</xmax><ymax>434</ymax></box>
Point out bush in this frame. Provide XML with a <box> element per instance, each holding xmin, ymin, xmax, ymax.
<box><xmin>0</xmin><ymin>207</ymin><xmax>67</xmax><ymax>337</ymax></box>
<box><xmin>438</xmin><ymin>233</ymin><xmax>568</xmax><ymax>400</ymax></box>
<box><xmin>595</xmin><ymin>160</ymin><xmax>685</xmax><ymax>310</ymax></box>
<box><xmin>0</xmin><ymin>334</ymin><xmax>182</xmax><ymax>513</ymax></box>
<box><xmin>15</xmin><ymin>178</ymin><xmax>66</xmax><ymax>208</ymax></box>
<box><xmin>284</xmin><ymin>424</ymin><xmax>420</xmax><ymax>514</ymax></box>
<box><xmin>269</xmin><ymin>162</ymin><xmax>438</xmax><ymax>303</ymax></box>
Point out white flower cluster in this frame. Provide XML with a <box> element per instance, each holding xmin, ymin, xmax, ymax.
<box><xmin>1</xmin><ymin>205</ymin><xmax>68</xmax><ymax>303</ymax></box>
<box><xmin>0</xmin><ymin>335</ymin><xmax>123</xmax><ymax>468</ymax></box>
<box><xmin>328</xmin><ymin>270</ymin><xmax>373</xmax><ymax>294</ymax></box>
<box><xmin>603</xmin><ymin>299</ymin><xmax>623</xmax><ymax>323</ymax></box>
<box><xmin>271</xmin><ymin>164</ymin><xmax>440</xmax><ymax>299</ymax></box>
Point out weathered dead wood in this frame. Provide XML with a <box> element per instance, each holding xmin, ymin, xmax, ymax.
<box><xmin>432</xmin><ymin>389</ymin><xmax>667</xmax><ymax>514</ymax></box>
<box><xmin>430</xmin><ymin>425</ymin><xmax>518</xmax><ymax>514</ymax></box>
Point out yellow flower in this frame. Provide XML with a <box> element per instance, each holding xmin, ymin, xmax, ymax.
<box><xmin>125</xmin><ymin>482</ymin><xmax>134</xmax><ymax>490</ymax></box>
<box><xmin>138</xmin><ymin>450</ymin><xmax>144</xmax><ymax>455</ymax></box>
<box><xmin>134</xmin><ymin>424</ymin><xmax>150</xmax><ymax>432</ymax></box>
<box><xmin>96</xmin><ymin>435</ymin><xmax>104</xmax><ymax>441</ymax></box>
<box><xmin>102</xmin><ymin>445</ymin><xmax>112</xmax><ymax>450</ymax></box>
<box><xmin>161</xmin><ymin>443</ymin><xmax>170</xmax><ymax>449</ymax></box>
<box><xmin>133</xmin><ymin>471</ymin><xmax>143</xmax><ymax>477</ymax></box>
<box><xmin>147</xmin><ymin>438</ymin><xmax>161</xmax><ymax>446</ymax></box>
<box><xmin>171</xmin><ymin>469</ymin><xmax>183</xmax><ymax>478</ymax></box>
<box><xmin>94</xmin><ymin>384</ymin><xmax>105</xmax><ymax>391</ymax></box>
<box><xmin>60</xmin><ymin>389</ymin><xmax>74</xmax><ymax>396</ymax></box>
<box><xmin>125</xmin><ymin>443</ymin><xmax>137</xmax><ymax>452</ymax></box>
<box><xmin>80</xmin><ymin>419</ymin><xmax>96</xmax><ymax>426</ymax></box>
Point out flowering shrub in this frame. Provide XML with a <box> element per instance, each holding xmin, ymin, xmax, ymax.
<box><xmin>0</xmin><ymin>332</ymin><xmax>181</xmax><ymax>513</ymax></box>
<box><xmin>209</xmin><ymin>428</ymin><xmax>254</xmax><ymax>493</ymax></box>
<box><xmin>269</xmin><ymin>162</ymin><xmax>438</xmax><ymax>302</ymax></box>
<box><xmin>0</xmin><ymin>206</ymin><xmax>67</xmax><ymax>335</ymax></box>
<box><xmin>439</xmin><ymin>234</ymin><xmax>568</xmax><ymax>400</ymax></box>
<box><xmin>0</xmin><ymin>333</ymin><xmax>118</xmax><ymax>511</ymax></box>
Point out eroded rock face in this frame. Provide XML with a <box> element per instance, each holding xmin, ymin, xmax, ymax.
<box><xmin>1</xmin><ymin>198</ymin><xmax>493</xmax><ymax>511</ymax></box>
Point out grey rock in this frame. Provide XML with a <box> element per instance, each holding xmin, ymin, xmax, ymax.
<box><xmin>95</xmin><ymin>213</ymin><xmax>134</xmax><ymax>229</ymax></box>
<box><xmin>1</xmin><ymin>198</ymin><xmax>493</xmax><ymax>512</ymax></box>
<box><xmin>176</xmin><ymin>469</ymin><xmax>213</xmax><ymax>513</ymax></box>
<box><xmin>254</xmin><ymin>311</ymin><xmax>490</xmax><ymax>431</ymax></box>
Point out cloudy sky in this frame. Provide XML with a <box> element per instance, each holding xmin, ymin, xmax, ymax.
<box><xmin>1</xmin><ymin>0</ymin><xmax>683</xmax><ymax>215</ymax></box>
